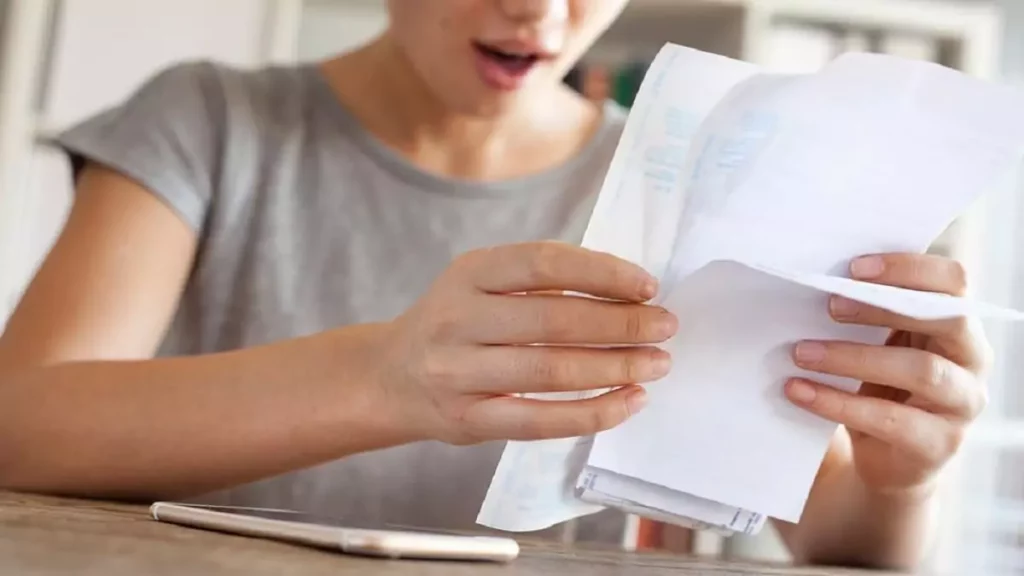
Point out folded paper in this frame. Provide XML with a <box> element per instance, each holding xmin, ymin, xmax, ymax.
<box><xmin>477</xmin><ymin>43</ymin><xmax>1024</xmax><ymax>534</ymax></box>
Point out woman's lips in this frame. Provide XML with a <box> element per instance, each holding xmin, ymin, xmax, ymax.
<box><xmin>472</xmin><ymin>42</ymin><xmax>542</xmax><ymax>91</ymax></box>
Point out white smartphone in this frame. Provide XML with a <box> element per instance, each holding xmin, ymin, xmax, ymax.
<box><xmin>149</xmin><ymin>502</ymin><xmax>520</xmax><ymax>563</ymax></box>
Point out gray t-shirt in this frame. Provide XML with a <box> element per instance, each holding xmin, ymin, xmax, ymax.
<box><xmin>55</xmin><ymin>61</ymin><xmax>630</xmax><ymax>543</ymax></box>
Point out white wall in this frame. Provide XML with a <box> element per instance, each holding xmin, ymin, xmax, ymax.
<box><xmin>991</xmin><ymin>0</ymin><xmax>1024</xmax><ymax>417</ymax></box>
<box><xmin>1</xmin><ymin>0</ymin><xmax>282</xmax><ymax>324</ymax></box>
<box><xmin>297</xmin><ymin>0</ymin><xmax>387</xmax><ymax>62</ymax></box>
<box><xmin>972</xmin><ymin>1</ymin><xmax>1024</xmax><ymax>572</ymax></box>
<box><xmin>41</xmin><ymin>0</ymin><xmax>271</xmax><ymax>132</ymax></box>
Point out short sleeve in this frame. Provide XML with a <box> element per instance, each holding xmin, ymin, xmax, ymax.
<box><xmin>49</xmin><ymin>61</ymin><xmax>224</xmax><ymax>232</ymax></box>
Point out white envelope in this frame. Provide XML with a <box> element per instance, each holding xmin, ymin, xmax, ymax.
<box><xmin>478</xmin><ymin>43</ymin><xmax>1024</xmax><ymax>534</ymax></box>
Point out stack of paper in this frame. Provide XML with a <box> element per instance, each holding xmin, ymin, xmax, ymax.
<box><xmin>476</xmin><ymin>44</ymin><xmax>1024</xmax><ymax>536</ymax></box>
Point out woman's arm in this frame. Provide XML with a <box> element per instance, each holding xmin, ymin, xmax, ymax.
<box><xmin>0</xmin><ymin>165</ymin><xmax>407</xmax><ymax>500</ymax></box>
<box><xmin>0</xmin><ymin>327</ymin><xmax>405</xmax><ymax>501</ymax></box>
<box><xmin>1</xmin><ymin>163</ymin><xmax>674</xmax><ymax>502</ymax></box>
<box><xmin>773</xmin><ymin>431</ymin><xmax>937</xmax><ymax>571</ymax></box>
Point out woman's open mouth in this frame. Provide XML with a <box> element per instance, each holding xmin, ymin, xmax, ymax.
<box><xmin>472</xmin><ymin>41</ymin><xmax>544</xmax><ymax>91</ymax></box>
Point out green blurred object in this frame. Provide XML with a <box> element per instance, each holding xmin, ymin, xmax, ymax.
<box><xmin>612</xmin><ymin>67</ymin><xmax>636</xmax><ymax>108</ymax></box>
<box><xmin>612</xmin><ymin>62</ymin><xmax>650</xmax><ymax>109</ymax></box>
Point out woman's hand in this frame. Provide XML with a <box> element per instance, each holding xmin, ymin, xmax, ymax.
<box><xmin>374</xmin><ymin>242</ymin><xmax>678</xmax><ymax>446</ymax></box>
<box><xmin>785</xmin><ymin>253</ymin><xmax>992</xmax><ymax>496</ymax></box>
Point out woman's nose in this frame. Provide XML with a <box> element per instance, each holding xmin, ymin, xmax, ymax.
<box><xmin>498</xmin><ymin>0</ymin><xmax>568</xmax><ymax>23</ymax></box>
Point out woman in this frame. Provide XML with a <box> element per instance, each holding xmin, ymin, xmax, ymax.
<box><xmin>0</xmin><ymin>0</ymin><xmax>989</xmax><ymax>569</ymax></box>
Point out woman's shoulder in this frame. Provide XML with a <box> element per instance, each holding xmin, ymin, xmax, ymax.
<box><xmin>57</xmin><ymin>58</ymin><xmax>323</xmax><ymax>152</ymax></box>
<box><xmin>130</xmin><ymin>59</ymin><xmax>323</xmax><ymax>139</ymax></box>
<box><xmin>203</xmin><ymin>60</ymin><xmax>326</xmax><ymax>121</ymax></box>
<box><xmin>50</xmin><ymin>60</ymin><xmax>322</xmax><ymax>233</ymax></box>
<box><xmin>73</xmin><ymin>59</ymin><xmax>319</xmax><ymax>130</ymax></box>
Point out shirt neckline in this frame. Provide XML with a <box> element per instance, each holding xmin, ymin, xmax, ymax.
<box><xmin>302</xmin><ymin>63</ymin><xmax>626</xmax><ymax>198</ymax></box>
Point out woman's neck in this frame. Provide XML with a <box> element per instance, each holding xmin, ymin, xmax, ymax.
<box><xmin>319</xmin><ymin>34</ymin><xmax>604</xmax><ymax>182</ymax></box>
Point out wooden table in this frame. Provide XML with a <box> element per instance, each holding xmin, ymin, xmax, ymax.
<box><xmin>0</xmin><ymin>491</ymin><xmax>897</xmax><ymax>575</ymax></box>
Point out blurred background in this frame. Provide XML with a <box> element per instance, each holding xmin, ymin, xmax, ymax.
<box><xmin>0</xmin><ymin>0</ymin><xmax>1021</xmax><ymax>574</ymax></box>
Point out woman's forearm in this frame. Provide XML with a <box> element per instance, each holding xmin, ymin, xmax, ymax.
<box><xmin>780</xmin><ymin>443</ymin><xmax>938</xmax><ymax>571</ymax></box>
<box><xmin>0</xmin><ymin>322</ymin><xmax>409</xmax><ymax>501</ymax></box>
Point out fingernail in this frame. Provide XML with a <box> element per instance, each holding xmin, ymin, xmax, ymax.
<box><xmin>794</xmin><ymin>341</ymin><xmax>827</xmax><ymax>364</ymax></box>
<box><xmin>656</xmin><ymin>310</ymin><xmax>679</xmax><ymax>338</ymax></box>
<box><xmin>650</xmin><ymin>350</ymin><xmax>673</xmax><ymax>378</ymax></box>
<box><xmin>851</xmin><ymin>256</ymin><xmax>885</xmax><ymax>279</ymax></box>
<box><xmin>829</xmin><ymin>296</ymin><xmax>859</xmax><ymax>318</ymax></box>
<box><xmin>640</xmin><ymin>277</ymin><xmax>659</xmax><ymax>300</ymax></box>
<box><xmin>626</xmin><ymin>388</ymin><xmax>649</xmax><ymax>415</ymax></box>
<box><xmin>787</xmin><ymin>380</ymin><xmax>818</xmax><ymax>403</ymax></box>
